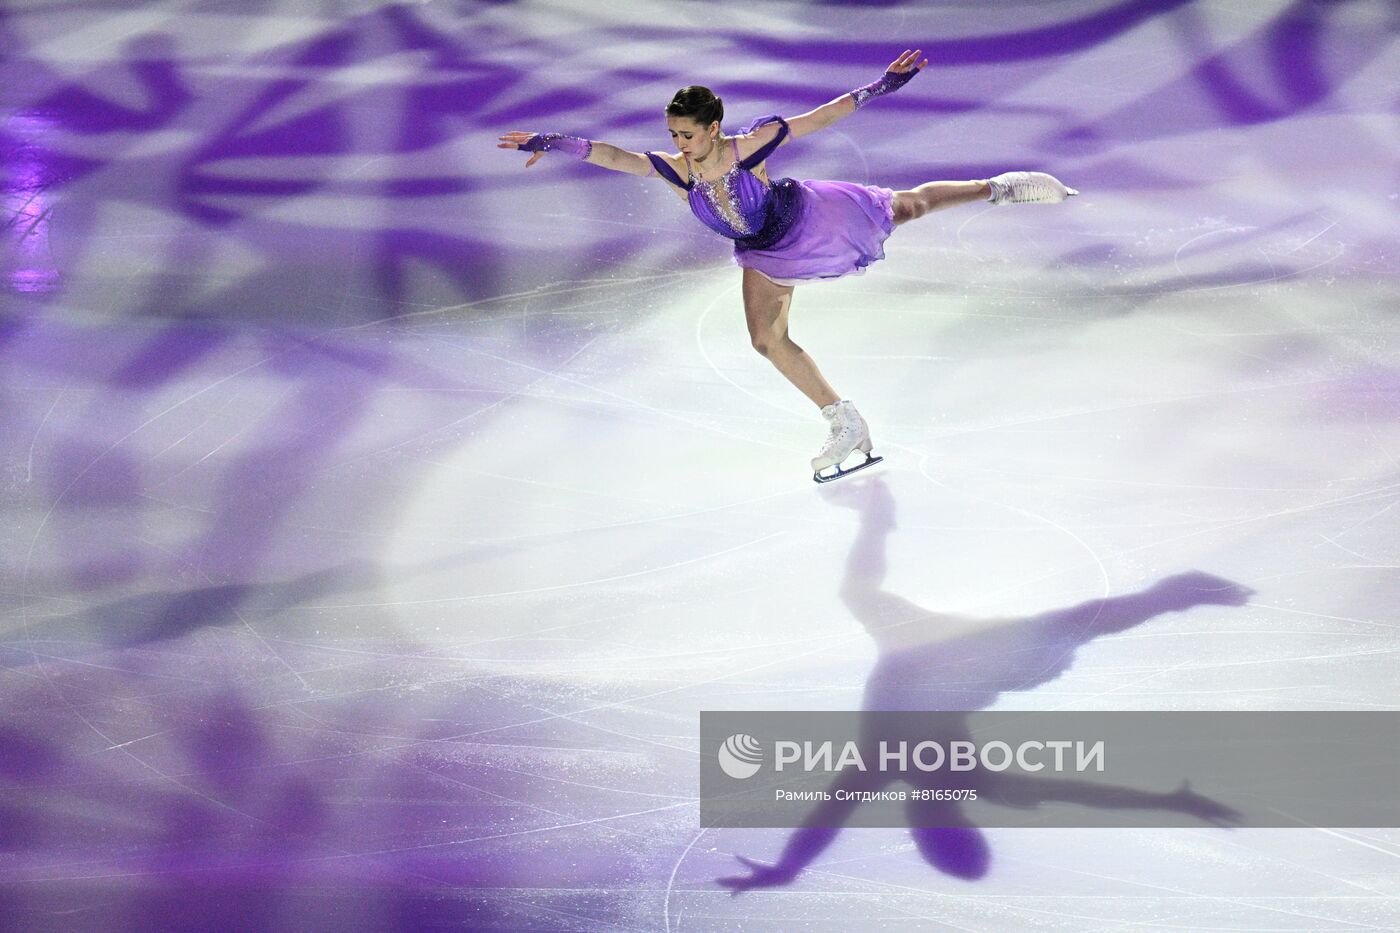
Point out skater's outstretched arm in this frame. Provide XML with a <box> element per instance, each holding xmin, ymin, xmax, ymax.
<box><xmin>717</xmin><ymin>764</ymin><xmax>883</xmax><ymax>893</ymax></box>
<box><xmin>776</xmin><ymin>48</ymin><xmax>928</xmax><ymax>144</ymax></box>
<box><xmin>497</xmin><ymin>131</ymin><xmax>656</xmax><ymax>177</ymax></box>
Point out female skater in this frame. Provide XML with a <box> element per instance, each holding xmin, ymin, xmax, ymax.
<box><xmin>497</xmin><ymin>50</ymin><xmax>1077</xmax><ymax>482</ymax></box>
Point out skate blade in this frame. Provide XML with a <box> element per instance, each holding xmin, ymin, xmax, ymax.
<box><xmin>813</xmin><ymin>452</ymin><xmax>884</xmax><ymax>484</ymax></box>
<box><xmin>1066</xmin><ymin>187</ymin><xmax>1079</xmax><ymax>196</ymax></box>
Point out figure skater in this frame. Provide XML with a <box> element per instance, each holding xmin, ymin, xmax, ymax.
<box><xmin>497</xmin><ymin>50</ymin><xmax>1077</xmax><ymax>482</ymax></box>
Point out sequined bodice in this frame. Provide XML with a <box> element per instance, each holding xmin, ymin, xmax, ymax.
<box><xmin>686</xmin><ymin>159</ymin><xmax>771</xmax><ymax>238</ymax></box>
<box><xmin>646</xmin><ymin>114</ymin><xmax>802</xmax><ymax>252</ymax></box>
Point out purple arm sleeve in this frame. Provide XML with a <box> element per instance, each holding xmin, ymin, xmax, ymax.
<box><xmin>850</xmin><ymin>68</ymin><xmax>920</xmax><ymax>110</ymax></box>
<box><xmin>518</xmin><ymin>132</ymin><xmax>593</xmax><ymax>160</ymax></box>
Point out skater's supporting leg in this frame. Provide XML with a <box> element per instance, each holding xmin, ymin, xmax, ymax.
<box><xmin>891</xmin><ymin>180</ymin><xmax>990</xmax><ymax>225</ymax></box>
<box><xmin>742</xmin><ymin>267</ymin><xmax>840</xmax><ymax>408</ymax></box>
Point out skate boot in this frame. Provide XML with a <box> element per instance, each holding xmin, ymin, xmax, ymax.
<box><xmin>987</xmin><ymin>171</ymin><xmax>1078</xmax><ymax>205</ymax></box>
<box><xmin>811</xmin><ymin>400</ymin><xmax>883</xmax><ymax>484</ymax></box>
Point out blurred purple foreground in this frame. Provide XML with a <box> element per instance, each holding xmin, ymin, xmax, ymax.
<box><xmin>2</xmin><ymin>1</ymin><xmax>1398</xmax><ymax>930</ymax></box>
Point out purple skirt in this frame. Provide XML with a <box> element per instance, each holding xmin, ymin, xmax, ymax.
<box><xmin>734</xmin><ymin>180</ymin><xmax>896</xmax><ymax>286</ymax></box>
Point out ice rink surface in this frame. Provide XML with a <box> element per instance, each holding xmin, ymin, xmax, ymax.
<box><xmin>2</xmin><ymin>0</ymin><xmax>1398</xmax><ymax>929</ymax></box>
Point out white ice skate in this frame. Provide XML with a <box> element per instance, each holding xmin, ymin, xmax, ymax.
<box><xmin>811</xmin><ymin>400</ymin><xmax>883</xmax><ymax>484</ymax></box>
<box><xmin>987</xmin><ymin>171</ymin><xmax>1079</xmax><ymax>205</ymax></box>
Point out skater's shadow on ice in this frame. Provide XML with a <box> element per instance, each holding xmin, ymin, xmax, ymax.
<box><xmin>718</xmin><ymin>475</ymin><xmax>1254</xmax><ymax>893</ymax></box>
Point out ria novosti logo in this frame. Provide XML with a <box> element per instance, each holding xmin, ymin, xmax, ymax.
<box><xmin>717</xmin><ymin>733</ymin><xmax>763</xmax><ymax>779</ymax></box>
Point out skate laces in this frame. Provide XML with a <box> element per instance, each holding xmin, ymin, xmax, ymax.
<box><xmin>818</xmin><ymin>424</ymin><xmax>854</xmax><ymax>457</ymax></box>
<box><xmin>990</xmin><ymin>172</ymin><xmax>1071</xmax><ymax>204</ymax></box>
<box><xmin>818</xmin><ymin>403</ymin><xmax>864</xmax><ymax>456</ymax></box>
<box><xmin>1019</xmin><ymin>178</ymin><xmax>1058</xmax><ymax>201</ymax></box>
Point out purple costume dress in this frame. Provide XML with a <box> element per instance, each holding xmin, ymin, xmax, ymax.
<box><xmin>646</xmin><ymin>115</ymin><xmax>896</xmax><ymax>287</ymax></box>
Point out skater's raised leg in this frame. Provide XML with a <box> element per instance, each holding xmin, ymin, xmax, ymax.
<box><xmin>892</xmin><ymin>172</ymin><xmax>1078</xmax><ymax>225</ymax></box>
<box><xmin>891</xmin><ymin>180</ymin><xmax>991</xmax><ymax>224</ymax></box>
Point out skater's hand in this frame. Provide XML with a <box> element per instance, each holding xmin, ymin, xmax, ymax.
<box><xmin>716</xmin><ymin>855</ymin><xmax>798</xmax><ymax>894</ymax></box>
<box><xmin>852</xmin><ymin>50</ymin><xmax>927</xmax><ymax>109</ymax></box>
<box><xmin>497</xmin><ymin>131</ymin><xmax>546</xmax><ymax>167</ymax></box>
<box><xmin>884</xmin><ymin>49</ymin><xmax>928</xmax><ymax>75</ymax></box>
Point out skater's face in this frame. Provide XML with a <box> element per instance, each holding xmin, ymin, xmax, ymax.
<box><xmin>667</xmin><ymin>117</ymin><xmax>719</xmax><ymax>158</ymax></box>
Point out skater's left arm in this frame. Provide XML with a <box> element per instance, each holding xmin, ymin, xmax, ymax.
<box><xmin>782</xmin><ymin>94</ymin><xmax>858</xmax><ymax>141</ymax></box>
<box><xmin>777</xmin><ymin>49</ymin><xmax>928</xmax><ymax>144</ymax></box>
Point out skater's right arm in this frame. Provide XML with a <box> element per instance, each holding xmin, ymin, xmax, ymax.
<box><xmin>585</xmin><ymin>141</ymin><xmax>657</xmax><ymax>177</ymax></box>
<box><xmin>497</xmin><ymin>131</ymin><xmax>656</xmax><ymax>178</ymax></box>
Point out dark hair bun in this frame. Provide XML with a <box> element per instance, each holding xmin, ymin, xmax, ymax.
<box><xmin>666</xmin><ymin>86</ymin><xmax>724</xmax><ymax>128</ymax></box>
